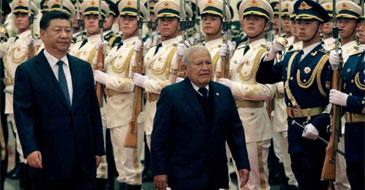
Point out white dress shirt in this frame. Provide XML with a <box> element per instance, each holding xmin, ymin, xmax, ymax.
<box><xmin>44</xmin><ymin>49</ymin><xmax>73</xmax><ymax>104</ymax></box>
<box><xmin>300</xmin><ymin>42</ymin><xmax>321</xmax><ymax>61</ymax></box>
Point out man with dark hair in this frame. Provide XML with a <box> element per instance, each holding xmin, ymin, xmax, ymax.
<box><xmin>13</xmin><ymin>11</ymin><xmax>104</xmax><ymax>190</ymax></box>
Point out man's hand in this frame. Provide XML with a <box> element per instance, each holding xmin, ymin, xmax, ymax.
<box><xmin>94</xmin><ymin>70</ymin><xmax>107</xmax><ymax>85</ymax></box>
<box><xmin>95</xmin><ymin>155</ymin><xmax>102</xmax><ymax>167</ymax></box>
<box><xmin>27</xmin><ymin>151</ymin><xmax>43</xmax><ymax>169</ymax></box>
<box><xmin>154</xmin><ymin>175</ymin><xmax>168</xmax><ymax>190</ymax></box>
<box><xmin>238</xmin><ymin>169</ymin><xmax>250</xmax><ymax>188</ymax></box>
<box><xmin>329</xmin><ymin>50</ymin><xmax>341</xmax><ymax>70</ymax></box>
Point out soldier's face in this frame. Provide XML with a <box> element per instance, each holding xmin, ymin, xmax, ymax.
<box><xmin>282</xmin><ymin>17</ymin><xmax>291</xmax><ymax>34</ymax></box>
<box><xmin>297</xmin><ymin>20</ymin><xmax>321</xmax><ymax>42</ymax></box>
<box><xmin>84</xmin><ymin>15</ymin><xmax>100</xmax><ymax>35</ymax></box>
<box><xmin>40</xmin><ymin>19</ymin><xmax>72</xmax><ymax>54</ymax></box>
<box><xmin>241</xmin><ymin>15</ymin><xmax>267</xmax><ymax>38</ymax></box>
<box><xmin>357</xmin><ymin>20</ymin><xmax>365</xmax><ymax>44</ymax></box>
<box><xmin>322</xmin><ymin>21</ymin><xmax>333</xmax><ymax>36</ymax></box>
<box><xmin>290</xmin><ymin>20</ymin><xmax>298</xmax><ymax>37</ymax></box>
<box><xmin>103</xmin><ymin>15</ymin><xmax>114</xmax><ymax>30</ymax></box>
<box><xmin>272</xmin><ymin>15</ymin><xmax>279</xmax><ymax>30</ymax></box>
<box><xmin>338</xmin><ymin>18</ymin><xmax>358</xmax><ymax>39</ymax></box>
<box><xmin>119</xmin><ymin>15</ymin><xmax>138</xmax><ymax>37</ymax></box>
<box><xmin>186</xmin><ymin>49</ymin><xmax>212</xmax><ymax>88</ymax></box>
<box><xmin>157</xmin><ymin>17</ymin><xmax>179</xmax><ymax>38</ymax></box>
<box><xmin>14</xmin><ymin>13</ymin><xmax>30</xmax><ymax>32</ymax></box>
<box><xmin>202</xmin><ymin>15</ymin><xmax>222</xmax><ymax>35</ymax></box>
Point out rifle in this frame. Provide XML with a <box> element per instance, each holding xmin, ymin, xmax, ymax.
<box><xmin>96</xmin><ymin>0</ymin><xmax>104</xmax><ymax>106</ymax></box>
<box><xmin>125</xmin><ymin>0</ymin><xmax>144</xmax><ymax>148</ymax></box>
<box><xmin>194</xmin><ymin>0</ymin><xmax>203</xmax><ymax>44</ymax></box>
<box><xmin>174</xmin><ymin>0</ymin><xmax>187</xmax><ymax>81</ymax></box>
<box><xmin>217</xmin><ymin>0</ymin><xmax>231</xmax><ymax>79</ymax></box>
<box><xmin>321</xmin><ymin>0</ymin><xmax>342</xmax><ymax>181</ymax></box>
<box><xmin>27</xmin><ymin>0</ymin><xmax>35</xmax><ymax>59</ymax></box>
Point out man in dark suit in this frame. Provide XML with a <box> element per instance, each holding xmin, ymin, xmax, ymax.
<box><xmin>151</xmin><ymin>45</ymin><xmax>250</xmax><ymax>190</ymax></box>
<box><xmin>13</xmin><ymin>11</ymin><xmax>104</xmax><ymax>190</ymax></box>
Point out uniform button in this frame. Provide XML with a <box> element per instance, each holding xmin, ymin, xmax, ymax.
<box><xmin>349</xmin><ymin>93</ymin><xmax>352</xmax><ymax>96</ymax></box>
<box><xmin>351</xmin><ymin>79</ymin><xmax>354</xmax><ymax>83</ymax></box>
<box><xmin>303</xmin><ymin>79</ymin><xmax>307</xmax><ymax>82</ymax></box>
<box><xmin>290</xmin><ymin>77</ymin><xmax>293</xmax><ymax>80</ymax></box>
<box><xmin>347</xmin><ymin>68</ymin><xmax>351</xmax><ymax>72</ymax></box>
<box><xmin>362</xmin><ymin>100</ymin><xmax>365</xmax><ymax>104</ymax></box>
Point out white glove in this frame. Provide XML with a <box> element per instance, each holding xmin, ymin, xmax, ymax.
<box><xmin>227</xmin><ymin>40</ymin><xmax>236</xmax><ymax>54</ymax></box>
<box><xmin>94</xmin><ymin>70</ymin><xmax>107</xmax><ymax>85</ymax></box>
<box><xmin>267</xmin><ymin>39</ymin><xmax>286</xmax><ymax>60</ymax></box>
<box><xmin>329</xmin><ymin>50</ymin><xmax>340</xmax><ymax>70</ymax></box>
<box><xmin>176</xmin><ymin>77</ymin><xmax>184</xmax><ymax>83</ymax></box>
<box><xmin>134</xmin><ymin>40</ymin><xmax>143</xmax><ymax>52</ymax></box>
<box><xmin>329</xmin><ymin>89</ymin><xmax>348</xmax><ymax>106</ymax></box>
<box><xmin>358</xmin><ymin>44</ymin><xmax>365</xmax><ymax>52</ymax></box>
<box><xmin>177</xmin><ymin>43</ymin><xmax>186</xmax><ymax>56</ymax></box>
<box><xmin>301</xmin><ymin>123</ymin><xmax>319</xmax><ymax>140</ymax></box>
<box><xmin>218</xmin><ymin>78</ymin><xmax>233</xmax><ymax>89</ymax></box>
<box><xmin>144</xmin><ymin>39</ymin><xmax>152</xmax><ymax>49</ymax></box>
<box><xmin>219</xmin><ymin>43</ymin><xmax>228</xmax><ymax>57</ymax></box>
<box><xmin>96</xmin><ymin>39</ymin><xmax>108</xmax><ymax>50</ymax></box>
<box><xmin>277</xmin><ymin>82</ymin><xmax>285</xmax><ymax>94</ymax></box>
<box><xmin>132</xmin><ymin>73</ymin><xmax>147</xmax><ymax>88</ymax></box>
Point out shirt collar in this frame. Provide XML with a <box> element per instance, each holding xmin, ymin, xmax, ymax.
<box><xmin>162</xmin><ymin>37</ymin><xmax>178</xmax><ymax>47</ymax></box>
<box><xmin>43</xmin><ymin>49</ymin><xmax>69</xmax><ymax>68</ymax></box>
<box><xmin>18</xmin><ymin>30</ymin><xmax>31</xmax><ymax>40</ymax></box>
<box><xmin>190</xmin><ymin>81</ymin><xmax>209</xmax><ymax>95</ymax></box>
<box><xmin>204</xmin><ymin>38</ymin><xmax>223</xmax><ymax>49</ymax></box>
<box><xmin>303</xmin><ymin>42</ymin><xmax>321</xmax><ymax>56</ymax></box>
<box><xmin>124</xmin><ymin>36</ymin><xmax>139</xmax><ymax>45</ymax></box>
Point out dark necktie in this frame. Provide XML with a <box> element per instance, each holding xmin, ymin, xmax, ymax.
<box><xmin>154</xmin><ymin>43</ymin><xmax>162</xmax><ymax>55</ymax></box>
<box><xmin>243</xmin><ymin>45</ymin><xmax>250</xmax><ymax>55</ymax></box>
<box><xmin>57</xmin><ymin>60</ymin><xmax>71</xmax><ymax>106</ymax></box>
<box><xmin>198</xmin><ymin>87</ymin><xmax>208</xmax><ymax>98</ymax></box>
<box><xmin>80</xmin><ymin>38</ymin><xmax>88</xmax><ymax>48</ymax></box>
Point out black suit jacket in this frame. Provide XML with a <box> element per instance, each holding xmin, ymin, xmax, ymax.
<box><xmin>151</xmin><ymin>78</ymin><xmax>250</xmax><ymax>190</ymax></box>
<box><xmin>13</xmin><ymin>50</ymin><xmax>104</xmax><ymax>181</ymax></box>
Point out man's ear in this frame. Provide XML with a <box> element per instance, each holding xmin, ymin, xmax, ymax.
<box><xmin>39</xmin><ymin>30</ymin><xmax>46</xmax><ymax>41</ymax></box>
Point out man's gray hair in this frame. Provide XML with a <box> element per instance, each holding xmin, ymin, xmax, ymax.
<box><xmin>183</xmin><ymin>45</ymin><xmax>211</xmax><ymax>65</ymax></box>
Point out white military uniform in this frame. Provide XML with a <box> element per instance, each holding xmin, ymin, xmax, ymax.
<box><xmin>3</xmin><ymin>29</ymin><xmax>33</xmax><ymax>164</ymax></box>
<box><xmin>229</xmin><ymin>38</ymin><xmax>275</xmax><ymax>190</ymax></box>
<box><xmin>323</xmin><ymin>37</ymin><xmax>336</xmax><ymax>51</ymax></box>
<box><xmin>204</xmin><ymin>38</ymin><xmax>224</xmax><ymax>82</ymax></box>
<box><xmin>103</xmin><ymin>36</ymin><xmax>143</xmax><ymax>185</ymax></box>
<box><xmin>144</xmin><ymin>37</ymin><xmax>179</xmax><ymax>147</ymax></box>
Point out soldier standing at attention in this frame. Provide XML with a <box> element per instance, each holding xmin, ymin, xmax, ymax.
<box><xmin>93</xmin><ymin>0</ymin><xmax>147</xmax><ymax>189</ymax></box>
<box><xmin>198</xmin><ymin>0</ymin><xmax>233</xmax><ymax>82</ymax></box>
<box><xmin>328</xmin><ymin>7</ymin><xmax>365</xmax><ymax>190</ymax></box>
<box><xmin>3</xmin><ymin>0</ymin><xmax>38</xmax><ymax>188</ymax></box>
<box><xmin>132</xmin><ymin>0</ymin><xmax>181</xmax><ymax>149</ymax></box>
<box><xmin>256</xmin><ymin>0</ymin><xmax>333</xmax><ymax>189</ymax></box>
<box><xmin>218</xmin><ymin>0</ymin><xmax>275</xmax><ymax>189</ymax></box>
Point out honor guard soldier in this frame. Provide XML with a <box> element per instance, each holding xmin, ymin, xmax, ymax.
<box><xmin>270</xmin><ymin>0</ymin><xmax>280</xmax><ymax>38</ymax></box>
<box><xmin>198</xmin><ymin>0</ymin><xmax>233</xmax><ymax>82</ymax></box>
<box><xmin>288</xmin><ymin>3</ymin><xmax>302</xmax><ymax>51</ymax></box>
<box><xmin>218</xmin><ymin>0</ymin><xmax>275</xmax><ymax>189</ymax></box>
<box><xmin>281</xmin><ymin>1</ymin><xmax>294</xmax><ymax>46</ymax></box>
<box><xmin>104</xmin><ymin>0</ymin><xmax>122</xmax><ymax>48</ymax></box>
<box><xmin>71</xmin><ymin>0</ymin><xmax>86</xmax><ymax>44</ymax></box>
<box><xmin>332</xmin><ymin>1</ymin><xmax>362</xmax><ymax>189</ymax></box>
<box><xmin>93</xmin><ymin>0</ymin><xmax>147</xmax><ymax>189</ymax></box>
<box><xmin>328</xmin><ymin>8</ymin><xmax>365</xmax><ymax>190</ymax></box>
<box><xmin>70</xmin><ymin>0</ymin><xmax>109</xmax><ymax>69</ymax></box>
<box><xmin>321</xmin><ymin>0</ymin><xmax>336</xmax><ymax>51</ymax></box>
<box><xmin>3</xmin><ymin>0</ymin><xmax>38</xmax><ymax>188</ymax></box>
<box><xmin>132</xmin><ymin>0</ymin><xmax>181</xmax><ymax>148</ymax></box>
<box><xmin>256</xmin><ymin>0</ymin><xmax>333</xmax><ymax>189</ymax></box>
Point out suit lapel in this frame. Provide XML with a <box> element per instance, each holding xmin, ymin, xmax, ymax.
<box><xmin>68</xmin><ymin>55</ymin><xmax>80</xmax><ymax>112</ymax></box>
<box><xmin>182</xmin><ymin>79</ymin><xmax>208</xmax><ymax>132</ymax></box>
<box><xmin>34</xmin><ymin>51</ymin><xmax>71</xmax><ymax>111</ymax></box>
<box><xmin>210</xmin><ymin>82</ymin><xmax>222</xmax><ymax>134</ymax></box>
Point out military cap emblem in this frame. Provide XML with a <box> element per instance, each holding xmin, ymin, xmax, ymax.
<box><xmin>304</xmin><ymin>67</ymin><xmax>311</xmax><ymax>74</ymax></box>
<box><xmin>164</xmin><ymin>2</ymin><xmax>169</xmax><ymax>7</ymax></box>
<box><xmin>299</xmin><ymin>1</ymin><xmax>311</xmax><ymax>10</ymax></box>
<box><xmin>91</xmin><ymin>1</ymin><xmax>95</xmax><ymax>5</ymax></box>
<box><xmin>208</xmin><ymin>0</ymin><xmax>213</xmax><ymax>4</ymax></box>
<box><xmin>249</xmin><ymin>0</ymin><xmax>257</xmax><ymax>6</ymax></box>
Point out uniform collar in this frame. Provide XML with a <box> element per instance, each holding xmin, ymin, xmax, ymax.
<box><xmin>303</xmin><ymin>42</ymin><xmax>321</xmax><ymax>57</ymax></box>
<box><xmin>161</xmin><ymin>37</ymin><xmax>178</xmax><ymax>47</ymax></box>
<box><xmin>247</xmin><ymin>38</ymin><xmax>266</xmax><ymax>49</ymax></box>
<box><xmin>204</xmin><ymin>38</ymin><xmax>223</xmax><ymax>49</ymax></box>
<box><xmin>341</xmin><ymin>40</ymin><xmax>358</xmax><ymax>60</ymax></box>
<box><xmin>123</xmin><ymin>36</ymin><xmax>139</xmax><ymax>45</ymax></box>
<box><xmin>18</xmin><ymin>29</ymin><xmax>32</xmax><ymax>40</ymax></box>
<box><xmin>87</xmin><ymin>34</ymin><xmax>99</xmax><ymax>42</ymax></box>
